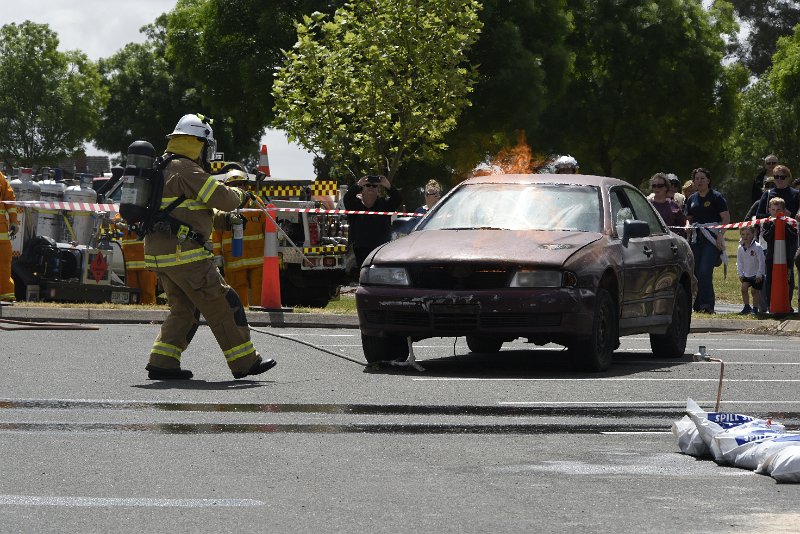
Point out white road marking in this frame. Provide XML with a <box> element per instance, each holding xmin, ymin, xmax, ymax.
<box><xmin>413</xmin><ymin>377</ymin><xmax>800</xmax><ymax>382</ymax></box>
<box><xmin>499</xmin><ymin>400</ymin><xmax>800</xmax><ymax>405</ymax></box>
<box><xmin>0</xmin><ymin>495</ymin><xmax>264</xmax><ymax>507</ymax></box>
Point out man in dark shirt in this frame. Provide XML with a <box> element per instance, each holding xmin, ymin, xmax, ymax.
<box><xmin>344</xmin><ymin>175</ymin><xmax>402</xmax><ymax>270</ymax></box>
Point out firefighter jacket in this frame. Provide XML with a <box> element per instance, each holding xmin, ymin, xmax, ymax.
<box><xmin>144</xmin><ymin>156</ymin><xmax>246</xmax><ymax>269</ymax></box>
<box><xmin>211</xmin><ymin>206</ymin><xmax>266</xmax><ymax>272</ymax></box>
<box><xmin>0</xmin><ymin>172</ymin><xmax>18</xmax><ymax>241</ymax></box>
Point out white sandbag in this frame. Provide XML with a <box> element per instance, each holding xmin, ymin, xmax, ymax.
<box><xmin>672</xmin><ymin>415</ymin><xmax>709</xmax><ymax>457</ymax></box>
<box><xmin>755</xmin><ymin>444</ymin><xmax>800</xmax><ymax>483</ymax></box>
<box><xmin>686</xmin><ymin>403</ymin><xmax>756</xmax><ymax>449</ymax></box>
<box><xmin>711</xmin><ymin>419</ymin><xmax>786</xmax><ymax>465</ymax></box>
<box><xmin>737</xmin><ymin>434</ymin><xmax>800</xmax><ymax>471</ymax></box>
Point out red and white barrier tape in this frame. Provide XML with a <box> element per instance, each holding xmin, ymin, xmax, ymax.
<box><xmin>669</xmin><ymin>215</ymin><xmax>798</xmax><ymax>231</ymax></box>
<box><xmin>7</xmin><ymin>200</ymin><xmax>424</xmax><ymax>217</ymax></box>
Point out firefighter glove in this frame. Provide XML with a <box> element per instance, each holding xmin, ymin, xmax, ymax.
<box><xmin>8</xmin><ymin>224</ymin><xmax>17</xmax><ymax>237</ymax></box>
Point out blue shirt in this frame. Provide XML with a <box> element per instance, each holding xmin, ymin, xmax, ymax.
<box><xmin>686</xmin><ymin>189</ymin><xmax>728</xmax><ymax>224</ymax></box>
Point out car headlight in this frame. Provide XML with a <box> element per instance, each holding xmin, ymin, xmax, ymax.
<box><xmin>359</xmin><ymin>265</ymin><xmax>411</xmax><ymax>286</ymax></box>
<box><xmin>509</xmin><ymin>269</ymin><xmax>574</xmax><ymax>288</ymax></box>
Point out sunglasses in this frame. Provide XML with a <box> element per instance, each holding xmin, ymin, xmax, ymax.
<box><xmin>651</xmin><ymin>183</ymin><xmax>667</xmax><ymax>188</ymax></box>
<box><xmin>363</xmin><ymin>183</ymin><xmax>378</xmax><ymax>188</ymax></box>
<box><xmin>425</xmin><ymin>191</ymin><xmax>440</xmax><ymax>196</ymax></box>
<box><xmin>766</xmin><ymin>161</ymin><xmax>778</xmax><ymax>165</ymax></box>
<box><xmin>775</xmin><ymin>175</ymin><xmax>789</xmax><ymax>180</ymax></box>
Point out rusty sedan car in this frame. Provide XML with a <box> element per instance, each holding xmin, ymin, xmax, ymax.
<box><xmin>355</xmin><ymin>174</ymin><xmax>695</xmax><ymax>371</ymax></box>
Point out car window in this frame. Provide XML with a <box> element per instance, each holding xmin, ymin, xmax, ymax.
<box><xmin>624</xmin><ymin>187</ymin><xmax>666</xmax><ymax>235</ymax></box>
<box><xmin>419</xmin><ymin>183</ymin><xmax>601</xmax><ymax>232</ymax></box>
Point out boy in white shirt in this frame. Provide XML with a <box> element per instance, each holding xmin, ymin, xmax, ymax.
<box><xmin>737</xmin><ymin>225</ymin><xmax>765</xmax><ymax>314</ymax></box>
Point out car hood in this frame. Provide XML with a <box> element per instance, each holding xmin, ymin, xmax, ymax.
<box><xmin>371</xmin><ymin>229</ymin><xmax>603</xmax><ymax>266</ymax></box>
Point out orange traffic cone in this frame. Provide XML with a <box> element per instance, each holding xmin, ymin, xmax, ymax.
<box><xmin>260</xmin><ymin>202</ymin><xmax>283</xmax><ymax>310</ymax></box>
<box><xmin>258</xmin><ymin>144</ymin><xmax>271</xmax><ymax>177</ymax></box>
<box><xmin>770</xmin><ymin>211</ymin><xmax>790</xmax><ymax>315</ymax></box>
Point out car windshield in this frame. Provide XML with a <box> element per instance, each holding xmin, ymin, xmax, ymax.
<box><xmin>420</xmin><ymin>183</ymin><xmax>602</xmax><ymax>232</ymax></box>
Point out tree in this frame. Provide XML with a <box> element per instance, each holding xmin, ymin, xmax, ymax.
<box><xmin>272</xmin><ymin>0</ymin><xmax>483</xmax><ymax>182</ymax></box>
<box><xmin>545</xmin><ymin>0</ymin><xmax>742</xmax><ymax>180</ymax></box>
<box><xmin>165</xmin><ymin>0</ymin><xmax>339</xmax><ymax>157</ymax></box>
<box><xmin>728</xmin><ymin>0</ymin><xmax>800</xmax><ymax>76</ymax></box>
<box><xmin>0</xmin><ymin>21</ymin><xmax>107</xmax><ymax>168</ymax></box>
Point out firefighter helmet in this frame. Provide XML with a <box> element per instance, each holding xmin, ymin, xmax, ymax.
<box><xmin>167</xmin><ymin>113</ymin><xmax>217</xmax><ymax>162</ymax></box>
<box><xmin>554</xmin><ymin>155</ymin><xmax>579</xmax><ymax>174</ymax></box>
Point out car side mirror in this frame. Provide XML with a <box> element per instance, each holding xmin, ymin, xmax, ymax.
<box><xmin>622</xmin><ymin>220</ymin><xmax>650</xmax><ymax>247</ymax></box>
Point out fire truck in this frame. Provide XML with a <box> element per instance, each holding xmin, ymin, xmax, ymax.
<box><xmin>208</xmin><ymin>160</ymin><xmax>350</xmax><ymax>308</ymax></box>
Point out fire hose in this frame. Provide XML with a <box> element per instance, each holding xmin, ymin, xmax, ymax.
<box><xmin>0</xmin><ymin>318</ymin><xmax>100</xmax><ymax>331</ymax></box>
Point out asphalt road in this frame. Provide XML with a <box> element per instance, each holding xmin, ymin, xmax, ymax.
<box><xmin>1</xmin><ymin>324</ymin><xmax>799</xmax><ymax>533</ymax></box>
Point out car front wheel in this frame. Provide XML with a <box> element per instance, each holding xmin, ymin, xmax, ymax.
<box><xmin>649</xmin><ymin>286</ymin><xmax>691</xmax><ymax>358</ymax></box>
<box><xmin>569</xmin><ymin>288</ymin><xmax>617</xmax><ymax>372</ymax></box>
<box><xmin>361</xmin><ymin>333</ymin><xmax>410</xmax><ymax>363</ymax></box>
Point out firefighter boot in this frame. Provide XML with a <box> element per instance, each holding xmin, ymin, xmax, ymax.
<box><xmin>146</xmin><ymin>364</ymin><xmax>193</xmax><ymax>380</ymax></box>
<box><xmin>232</xmin><ymin>354</ymin><xmax>277</xmax><ymax>379</ymax></box>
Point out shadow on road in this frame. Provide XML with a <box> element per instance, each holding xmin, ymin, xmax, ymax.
<box><xmin>131</xmin><ymin>379</ymin><xmax>272</xmax><ymax>391</ymax></box>
<box><xmin>365</xmin><ymin>349</ymin><xmax>692</xmax><ymax>378</ymax></box>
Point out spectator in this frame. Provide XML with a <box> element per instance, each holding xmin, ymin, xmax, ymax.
<box><xmin>666</xmin><ymin>174</ymin><xmax>686</xmax><ymax>207</ymax></box>
<box><xmin>682</xmin><ymin>179</ymin><xmax>696</xmax><ymax>200</ymax></box>
<box><xmin>755</xmin><ymin>164</ymin><xmax>799</xmax><ymax>219</ymax></box>
<box><xmin>344</xmin><ymin>174</ymin><xmax>402</xmax><ymax>269</ymax></box>
<box><xmin>762</xmin><ymin>196</ymin><xmax>798</xmax><ymax>313</ymax></box>
<box><xmin>398</xmin><ymin>179</ymin><xmax>443</xmax><ymax>236</ymax></box>
<box><xmin>647</xmin><ymin>172</ymin><xmax>686</xmax><ymax>237</ymax></box>
<box><xmin>685</xmin><ymin>167</ymin><xmax>730</xmax><ymax>313</ymax></box>
<box><xmin>752</xmin><ymin>154</ymin><xmax>779</xmax><ymax>205</ymax></box>
<box><xmin>745</xmin><ymin>177</ymin><xmax>775</xmax><ymax>221</ymax></box>
<box><xmin>736</xmin><ymin>225</ymin><xmax>765</xmax><ymax>315</ymax></box>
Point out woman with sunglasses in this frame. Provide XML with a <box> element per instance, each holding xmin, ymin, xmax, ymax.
<box><xmin>685</xmin><ymin>167</ymin><xmax>730</xmax><ymax>313</ymax></box>
<box><xmin>752</xmin><ymin>155</ymin><xmax>779</xmax><ymax>205</ymax></box>
<box><xmin>344</xmin><ymin>174</ymin><xmax>403</xmax><ymax>271</ymax></box>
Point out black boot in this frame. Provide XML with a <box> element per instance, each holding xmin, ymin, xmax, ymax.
<box><xmin>146</xmin><ymin>364</ymin><xmax>193</xmax><ymax>380</ymax></box>
<box><xmin>233</xmin><ymin>357</ymin><xmax>277</xmax><ymax>379</ymax></box>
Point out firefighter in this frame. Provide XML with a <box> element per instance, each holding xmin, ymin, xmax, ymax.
<box><xmin>143</xmin><ymin>113</ymin><xmax>276</xmax><ymax>380</ymax></box>
<box><xmin>212</xmin><ymin>170</ymin><xmax>265</xmax><ymax>307</ymax></box>
<box><xmin>119</xmin><ymin>225</ymin><xmax>158</xmax><ymax>304</ymax></box>
<box><xmin>0</xmin><ymin>171</ymin><xmax>19</xmax><ymax>303</ymax></box>
<box><xmin>554</xmin><ymin>155</ymin><xmax>579</xmax><ymax>174</ymax></box>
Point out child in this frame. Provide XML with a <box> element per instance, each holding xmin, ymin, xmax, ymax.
<box><xmin>736</xmin><ymin>225</ymin><xmax>765</xmax><ymax>314</ymax></box>
<box><xmin>761</xmin><ymin>197</ymin><xmax>799</xmax><ymax>312</ymax></box>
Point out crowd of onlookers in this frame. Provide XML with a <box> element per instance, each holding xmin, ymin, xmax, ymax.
<box><xmin>646</xmin><ymin>154</ymin><xmax>800</xmax><ymax>316</ymax></box>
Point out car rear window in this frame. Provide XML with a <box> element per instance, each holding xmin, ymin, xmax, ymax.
<box><xmin>420</xmin><ymin>183</ymin><xmax>601</xmax><ymax>232</ymax></box>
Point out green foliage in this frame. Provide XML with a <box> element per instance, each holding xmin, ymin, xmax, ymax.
<box><xmin>0</xmin><ymin>21</ymin><xmax>107</xmax><ymax>167</ymax></box>
<box><xmin>728</xmin><ymin>0</ymin><xmax>800</xmax><ymax>76</ymax></box>
<box><xmin>95</xmin><ymin>16</ymin><xmax>204</xmax><ymax>161</ymax></box>
<box><xmin>272</xmin><ymin>0</ymin><xmax>483</xmax><ymax>182</ymax></box>
<box><xmin>165</xmin><ymin>0</ymin><xmax>337</xmax><ymax>160</ymax></box>
<box><xmin>548</xmin><ymin>0</ymin><xmax>740</xmax><ymax>182</ymax></box>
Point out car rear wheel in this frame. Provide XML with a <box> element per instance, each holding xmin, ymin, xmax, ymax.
<box><xmin>466</xmin><ymin>336</ymin><xmax>503</xmax><ymax>353</ymax></box>
<box><xmin>649</xmin><ymin>286</ymin><xmax>690</xmax><ymax>358</ymax></box>
<box><xmin>361</xmin><ymin>333</ymin><xmax>410</xmax><ymax>363</ymax></box>
<box><xmin>569</xmin><ymin>288</ymin><xmax>617</xmax><ymax>372</ymax></box>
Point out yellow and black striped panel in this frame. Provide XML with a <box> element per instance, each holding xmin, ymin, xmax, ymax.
<box><xmin>209</xmin><ymin>160</ymin><xmax>226</xmax><ymax>173</ymax></box>
<box><xmin>311</xmin><ymin>181</ymin><xmax>338</xmax><ymax>196</ymax></box>
<box><xmin>302</xmin><ymin>245</ymin><xmax>347</xmax><ymax>255</ymax></box>
<box><xmin>261</xmin><ymin>185</ymin><xmax>303</xmax><ymax>197</ymax></box>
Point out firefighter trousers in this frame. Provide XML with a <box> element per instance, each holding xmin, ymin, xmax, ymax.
<box><xmin>127</xmin><ymin>268</ymin><xmax>159</xmax><ymax>305</ymax></box>
<box><xmin>148</xmin><ymin>259</ymin><xmax>261</xmax><ymax>376</ymax></box>
<box><xmin>0</xmin><ymin>239</ymin><xmax>14</xmax><ymax>301</ymax></box>
<box><xmin>224</xmin><ymin>266</ymin><xmax>263</xmax><ymax>308</ymax></box>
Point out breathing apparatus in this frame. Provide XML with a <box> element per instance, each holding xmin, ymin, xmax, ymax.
<box><xmin>554</xmin><ymin>155</ymin><xmax>579</xmax><ymax>174</ymax></box>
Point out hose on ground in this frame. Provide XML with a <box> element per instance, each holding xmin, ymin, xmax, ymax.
<box><xmin>0</xmin><ymin>318</ymin><xmax>100</xmax><ymax>331</ymax></box>
<box><xmin>249</xmin><ymin>325</ymin><xmax>366</xmax><ymax>367</ymax></box>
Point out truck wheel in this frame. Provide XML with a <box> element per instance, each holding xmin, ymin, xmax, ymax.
<box><xmin>569</xmin><ymin>288</ymin><xmax>617</xmax><ymax>372</ymax></box>
<box><xmin>466</xmin><ymin>336</ymin><xmax>503</xmax><ymax>353</ymax></box>
<box><xmin>649</xmin><ymin>286</ymin><xmax>690</xmax><ymax>358</ymax></box>
<box><xmin>361</xmin><ymin>334</ymin><xmax>409</xmax><ymax>363</ymax></box>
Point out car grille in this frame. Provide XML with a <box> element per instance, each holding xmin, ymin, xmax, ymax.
<box><xmin>363</xmin><ymin>310</ymin><xmax>561</xmax><ymax>330</ymax></box>
<box><xmin>409</xmin><ymin>264</ymin><xmax>512</xmax><ymax>290</ymax></box>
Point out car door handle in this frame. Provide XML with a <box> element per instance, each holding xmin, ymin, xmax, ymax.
<box><xmin>642</xmin><ymin>246</ymin><xmax>653</xmax><ymax>257</ymax></box>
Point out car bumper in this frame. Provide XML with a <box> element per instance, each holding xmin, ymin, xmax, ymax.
<box><xmin>356</xmin><ymin>286</ymin><xmax>597</xmax><ymax>340</ymax></box>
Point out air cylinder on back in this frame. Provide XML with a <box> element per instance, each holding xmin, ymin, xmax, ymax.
<box><xmin>119</xmin><ymin>141</ymin><xmax>156</xmax><ymax>227</ymax></box>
